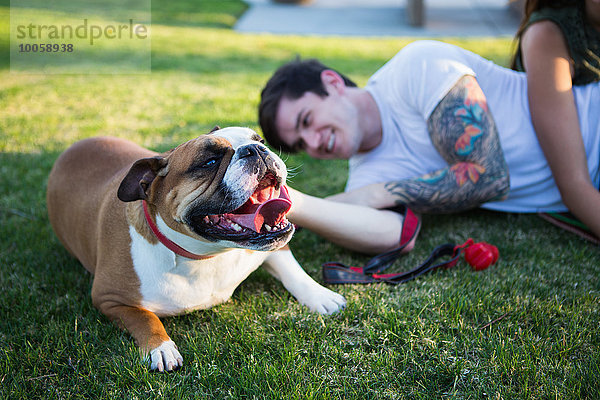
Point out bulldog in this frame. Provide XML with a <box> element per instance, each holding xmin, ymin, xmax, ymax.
<box><xmin>47</xmin><ymin>127</ymin><xmax>346</xmax><ymax>372</ymax></box>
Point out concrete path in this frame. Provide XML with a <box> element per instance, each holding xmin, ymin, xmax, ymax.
<box><xmin>235</xmin><ymin>0</ymin><xmax>521</xmax><ymax>37</ymax></box>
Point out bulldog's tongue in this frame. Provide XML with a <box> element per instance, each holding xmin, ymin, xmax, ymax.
<box><xmin>232</xmin><ymin>198</ymin><xmax>291</xmax><ymax>232</ymax></box>
<box><xmin>225</xmin><ymin>186</ymin><xmax>292</xmax><ymax>233</ymax></box>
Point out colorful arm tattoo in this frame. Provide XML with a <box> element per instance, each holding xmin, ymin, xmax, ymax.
<box><xmin>384</xmin><ymin>75</ymin><xmax>510</xmax><ymax>213</ymax></box>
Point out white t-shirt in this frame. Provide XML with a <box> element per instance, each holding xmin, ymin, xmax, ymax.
<box><xmin>347</xmin><ymin>40</ymin><xmax>600</xmax><ymax>213</ymax></box>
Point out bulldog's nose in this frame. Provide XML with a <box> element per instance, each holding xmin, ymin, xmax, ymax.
<box><xmin>238</xmin><ymin>144</ymin><xmax>267</xmax><ymax>159</ymax></box>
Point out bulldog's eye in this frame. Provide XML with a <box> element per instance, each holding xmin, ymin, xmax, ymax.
<box><xmin>186</xmin><ymin>153</ymin><xmax>224</xmax><ymax>175</ymax></box>
<box><xmin>202</xmin><ymin>158</ymin><xmax>218</xmax><ymax>168</ymax></box>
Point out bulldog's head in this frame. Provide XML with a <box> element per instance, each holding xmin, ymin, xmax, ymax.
<box><xmin>117</xmin><ymin>127</ymin><xmax>294</xmax><ymax>252</ymax></box>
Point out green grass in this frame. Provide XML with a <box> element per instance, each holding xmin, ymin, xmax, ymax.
<box><xmin>1</xmin><ymin>1</ymin><xmax>599</xmax><ymax>398</ymax></box>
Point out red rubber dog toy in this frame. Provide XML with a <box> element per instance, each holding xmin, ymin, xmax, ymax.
<box><xmin>464</xmin><ymin>242</ymin><xmax>499</xmax><ymax>270</ymax></box>
<box><xmin>455</xmin><ymin>239</ymin><xmax>499</xmax><ymax>271</ymax></box>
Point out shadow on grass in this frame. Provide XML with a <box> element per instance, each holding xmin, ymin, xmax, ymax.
<box><xmin>0</xmin><ymin>150</ymin><xmax>83</xmax><ymax>287</ymax></box>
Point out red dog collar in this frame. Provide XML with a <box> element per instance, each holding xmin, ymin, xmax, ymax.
<box><xmin>142</xmin><ymin>200</ymin><xmax>215</xmax><ymax>260</ymax></box>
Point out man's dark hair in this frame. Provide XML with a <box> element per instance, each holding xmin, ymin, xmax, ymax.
<box><xmin>258</xmin><ymin>58</ymin><xmax>356</xmax><ymax>153</ymax></box>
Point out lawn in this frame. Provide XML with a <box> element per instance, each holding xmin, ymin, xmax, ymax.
<box><xmin>1</xmin><ymin>0</ymin><xmax>599</xmax><ymax>398</ymax></box>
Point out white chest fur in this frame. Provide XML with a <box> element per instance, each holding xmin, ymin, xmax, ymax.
<box><xmin>128</xmin><ymin>226</ymin><xmax>268</xmax><ymax>317</ymax></box>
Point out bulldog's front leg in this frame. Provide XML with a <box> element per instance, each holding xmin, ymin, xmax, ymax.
<box><xmin>263</xmin><ymin>246</ymin><xmax>346</xmax><ymax>314</ymax></box>
<box><xmin>94</xmin><ymin>301</ymin><xmax>183</xmax><ymax>372</ymax></box>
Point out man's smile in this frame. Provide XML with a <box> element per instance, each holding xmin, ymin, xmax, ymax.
<box><xmin>327</xmin><ymin>131</ymin><xmax>336</xmax><ymax>153</ymax></box>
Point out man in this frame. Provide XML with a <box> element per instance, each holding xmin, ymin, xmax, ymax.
<box><xmin>258</xmin><ymin>40</ymin><xmax>600</xmax><ymax>252</ymax></box>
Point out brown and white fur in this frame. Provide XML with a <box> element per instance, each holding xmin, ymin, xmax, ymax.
<box><xmin>47</xmin><ymin>127</ymin><xmax>345</xmax><ymax>372</ymax></box>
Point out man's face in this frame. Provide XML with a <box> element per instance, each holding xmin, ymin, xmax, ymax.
<box><xmin>274</xmin><ymin>83</ymin><xmax>363</xmax><ymax>160</ymax></box>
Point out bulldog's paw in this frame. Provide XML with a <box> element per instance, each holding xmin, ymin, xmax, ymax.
<box><xmin>298</xmin><ymin>284</ymin><xmax>346</xmax><ymax>315</ymax></box>
<box><xmin>149</xmin><ymin>340</ymin><xmax>183</xmax><ymax>372</ymax></box>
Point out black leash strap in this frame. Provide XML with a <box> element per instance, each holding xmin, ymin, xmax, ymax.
<box><xmin>322</xmin><ymin>243</ymin><xmax>463</xmax><ymax>285</ymax></box>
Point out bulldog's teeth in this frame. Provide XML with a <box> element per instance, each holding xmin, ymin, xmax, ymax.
<box><xmin>232</xmin><ymin>223</ymin><xmax>242</xmax><ymax>232</ymax></box>
<box><xmin>264</xmin><ymin>224</ymin><xmax>272</xmax><ymax>232</ymax></box>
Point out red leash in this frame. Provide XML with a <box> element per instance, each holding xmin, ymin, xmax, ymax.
<box><xmin>322</xmin><ymin>238</ymin><xmax>498</xmax><ymax>285</ymax></box>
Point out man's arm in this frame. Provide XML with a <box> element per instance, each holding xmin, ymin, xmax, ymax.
<box><xmin>286</xmin><ymin>187</ymin><xmax>409</xmax><ymax>254</ymax></box>
<box><xmin>330</xmin><ymin>75</ymin><xmax>510</xmax><ymax>213</ymax></box>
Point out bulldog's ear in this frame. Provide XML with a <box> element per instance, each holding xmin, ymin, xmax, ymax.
<box><xmin>117</xmin><ymin>156</ymin><xmax>167</xmax><ymax>202</ymax></box>
<box><xmin>208</xmin><ymin>125</ymin><xmax>221</xmax><ymax>134</ymax></box>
